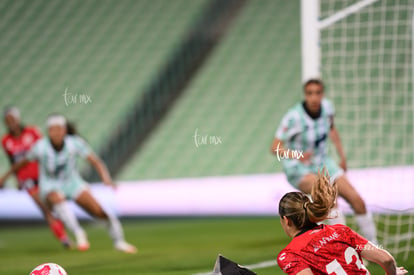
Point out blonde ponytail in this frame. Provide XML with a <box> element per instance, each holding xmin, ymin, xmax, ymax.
<box><xmin>306</xmin><ymin>168</ymin><xmax>337</xmax><ymax>223</ymax></box>
<box><xmin>278</xmin><ymin>168</ymin><xmax>338</xmax><ymax>229</ymax></box>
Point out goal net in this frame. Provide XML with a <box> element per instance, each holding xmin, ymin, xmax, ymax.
<box><xmin>303</xmin><ymin>0</ymin><xmax>414</xmax><ymax>261</ymax></box>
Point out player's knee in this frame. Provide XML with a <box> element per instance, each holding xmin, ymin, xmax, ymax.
<box><xmin>46</xmin><ymin>191</ymin><xmax>64</xmax><ymax>206</ymax></box>
<box><xmin>94</xmin><ymin>208</ymin><xmax>108</xmax><ymax>219</ymax></box>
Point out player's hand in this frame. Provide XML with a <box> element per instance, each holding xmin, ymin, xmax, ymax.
<box><xmin>110</xmin><ymin>182</ymin><xmax>118</xmax><ymax>191</ymax></box>
<box><xmin>102</xmin><ymin>175</ymin><xmax>117</xmax><ymax>189</ymax></box>
<box><xmin>339</xmin><ymin>157</ymin><xmax>347</xmax><ymax>172</ymax></box>
<box><xmin>396</xmin><ymin>267</ymin><xmax>408</xmax><ymax>275</ymax></box>
<box><xmin>104</xmin><ymin>179</ymin><xmax>117</xmax><ymax>190</ymax></box>
<box><xmin>299</xmin><ymin>151</ymin><xmax>312</xmax><ymax>163</ymax></box>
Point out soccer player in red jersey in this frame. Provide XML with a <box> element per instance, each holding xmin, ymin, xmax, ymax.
<box><xmin>1</xmin><ymin>107</ymin><xmax>70</xmax><ymax>248</ymax></box>
<box><xmin>277</xmin><ymin>169</ymin><xmax>407</xmax><ymax>275</ymax></box>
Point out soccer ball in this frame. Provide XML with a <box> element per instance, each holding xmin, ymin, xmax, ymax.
<box><xmin>30</xmin><ymin>263</ymin><xmax>67</xmax><ymax>275</ymax></box>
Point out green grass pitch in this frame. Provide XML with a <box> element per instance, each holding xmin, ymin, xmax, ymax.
<box><xmin>0</xmin><ymin>217</ymin><xmax>412</xmax><ymax>274</ymax></box>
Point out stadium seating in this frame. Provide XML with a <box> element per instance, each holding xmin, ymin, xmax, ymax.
<box><xmin>0</xmin><ymin>0</ymin><xmax>208</xmax><ymax>183</ymax></box>
<box><xmin>118</xmin><ymin>0</ymin><xmax>302</xmax><ymax>180</ymax></box>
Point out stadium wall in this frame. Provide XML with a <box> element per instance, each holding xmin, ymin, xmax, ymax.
<box><xmin>1</xmin><ymin>167</ymin><xmax>413</xmax><ymax>220</ymax></box>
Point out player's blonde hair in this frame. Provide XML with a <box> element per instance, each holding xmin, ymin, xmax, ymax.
<box><xmin>278</xmin><ymin>168</ymin><xmax>337</xmax><ymax>229</ymax></box>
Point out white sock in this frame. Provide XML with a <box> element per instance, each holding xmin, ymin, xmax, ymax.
<box><xmin>104</xmin><ymin>212</ymin><xmax>125</xmax><ymax>244</ymax></box>
<box><xmin>327</xmin><ymin>207</ymin><xmax>346</xmax><ymax>225</ymax></box>
<box><xmin>53</xmin><ymin>201</ymin><xmax>85</xmax><ymax>236</ymax></box>
<box><xmin>355</xmin><ymin>212</ymin><xmax>378</xmax><ymax>244</ymax></box>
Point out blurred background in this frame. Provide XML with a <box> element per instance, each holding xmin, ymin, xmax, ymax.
<box><xmin>0</xmin><ymin>0</ymin><xmax>412</xmax><ymax>274</ymax></box>
<box><xmin>0</xmin><ymin>0</ymin><xmax>300</xmax><ymax>182</ymax></box>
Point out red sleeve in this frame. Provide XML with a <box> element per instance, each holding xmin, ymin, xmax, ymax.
<box><xmin>277</xmin><ymin>250</ymin><xmax>310</xmax><ymax>274</ymax></box>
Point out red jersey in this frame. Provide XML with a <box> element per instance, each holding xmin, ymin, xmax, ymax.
<box><xmin>1</xmin><ymin>126</ymin><xmax>41</xmax><ymax>183</ymax></box>
<box><xmin>277</xmin><ymin>224</ymin><xmax>370</xmax><ymax>275</ymax></box>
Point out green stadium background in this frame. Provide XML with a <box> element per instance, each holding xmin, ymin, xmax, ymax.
<box><xmin>0</xmin><ymin>1</ymin><xmax>413</xmax><ymax>274</ymax></box>
<box><xmin>0</xmin><ymin>0</ymin><xmax>300</xmax><ymax>182</ymax></box>
<box><xmin>0</xmin><ymin>0</ymin><xmax>411</xmax><ymax>187</ymax></box>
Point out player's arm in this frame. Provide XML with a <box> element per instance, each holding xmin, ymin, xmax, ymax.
<box><xmin>0</xmin><ymin>140</ymin><xmax>41</xmax><ymax>187</ymax></box>
<box><xmin>74</xmin><ymin>136</ymin><xmax>116</xmax><ymax>189</ymax></box>
<box><xmin>296</xmin><ymin>268</ymin><xmax>313</xmax><ymax>275</ymax></box>
<box><xmin>86</xmin><ymin>153</ymin><xmax>116</xmax><ymax>188</ymax></box>
<box><xmin>271</xmin><ymin>138</ymin><xmax>290</xmax><ymax>156</ymax></box>
<box><xmin>360</xmin><ymin>243</ymin><xmax>407</xmax><ymax>275</ymax></box>
<box><xmin>271</xmin><ymin>111</ymin><xmax>312</xmax><ymax>162</ymax></box>
<box><xmin>328</xmin><ymin>117</ymin><xmax>347</xmax><ymax>171</ymax></box>
<box><xmin>0</xmin><ymin>158</ymin><xmax>30</xmax><ymax>187</ymax></box>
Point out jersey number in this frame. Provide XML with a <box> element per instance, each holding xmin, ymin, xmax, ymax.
<box><xmin>326</xmin><ymin>247</ymin><xmax>368</xmax><ymax>275</ymax></box>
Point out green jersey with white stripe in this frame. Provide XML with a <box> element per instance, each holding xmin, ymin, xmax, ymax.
<box><xmin>26</xmin><ymin>135</ymin><xmax>92</xmax><ymax>183</ymax></box>
<box><xmin>275</xmin><ymin>98</ymin><xmax>334</xmax><ymax>166</ymax></box>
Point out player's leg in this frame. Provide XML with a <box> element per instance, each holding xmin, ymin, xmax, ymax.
<box><xmin>336</xmin><ymin>175</ymin><xmax>377</xmax><ymax>244</ymax></box>
<box><xmin>74</xmin><ymin>188</ymin><xmax>137</xmax><ymax>254</ymax></box>
<box><xmin>45</xmin><ymin>189</ymin><xmax>89</xmax><ymax>251</ymax></box>
<box><xmin>297</xmin><ymin>173</ymin><xmax>317</xmax><ymax>193</ymax></box>
<box><xmin>27</xmin><ymin>185</ymin><xmax>70</xmax><ymax>248</ymax></box>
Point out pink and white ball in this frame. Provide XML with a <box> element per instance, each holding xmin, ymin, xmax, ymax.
<box><xmin>30</xmin><ymin>263</ymin><xmax>67</xmax><ymax>275</ymax></box>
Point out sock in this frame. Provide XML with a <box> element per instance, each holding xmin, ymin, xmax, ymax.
<box><xmin>327</xmin><ymin>207</ymin><xmax>346</xmax><ymax>225</ymax></box>
<box><xmin>355</xmin><ymin>212</ymin><xmax>378</xmax><ymax>244</ymax></box>
<box><xmin>53</xmin><ymin>202</ymin><xmax>84</xmax><ymax>237</ymax></box>
<box><xmin>49</xmin><ymin>219</ymin><xmax>68</xmax><ymax>242</ymax></box>
<box><xmin>104</xmin><ymin>212</ymin><xmax>125</xmax><ymax>244</ymax></box>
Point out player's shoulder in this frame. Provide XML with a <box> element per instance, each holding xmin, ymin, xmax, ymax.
<box><xmin>283</xmin><ymin>102</ymin><xmax>303</xmax><ymax>121</ymax></box>
<box><xmin>322</xmin><ymin>97</ymin><xmax>334</xmax><ymax>106</ymax></box>
<box><xmin>284</xmin><ymin>231</ymin><xmax>313</xmax><ymax>252</ymax></box>
<box><xmin>324</xmin><ymin>224</ymin><xmax>355</xmax><ymax>237</ymax></box>
<box><xmin>64</xmin><ymin>135</ymin><xmax>78</xmax><ymax>147</ymax></box>
<box><xmin>65</xmin><ymin>135</ymin><xmax>90</xmax><ymax>150</ymax></box>
<box><xmin>322</xmin><ymin>98</ymin><xmax>335</xmax><ymax>114</ymax></box>
<box><xmin>65</xmin><ymin>134</ymin><xmax>85</xmax><ymax>144</ymax></box>
<box><xmin>34</xmin><ymin>137</ymin><xmax>48</xmax><ymax>147</ymax></box>
<box><xmin>328</xmin><ymin>223</ymin><xmax>350</xmax><ymax>231</ymax></box>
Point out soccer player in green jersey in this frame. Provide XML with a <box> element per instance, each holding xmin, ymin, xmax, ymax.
<box><xmin>271</xmin><ymin>79</ymin><xmax>377</xmax><ymax>244</ymax></box>
<box><xmin>0</xmin><ymin>114</ymin><xmax>136</xmax><ymax>253</ymax></box>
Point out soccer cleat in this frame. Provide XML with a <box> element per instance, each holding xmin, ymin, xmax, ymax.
<box><xmin>61</xmin><ymin>237</ymin><xmax>73</xmax><ymax>250</ymax></box>
<box><xmin>75</xmin><ymin>230</ymin><xmax>90</xmax><ymax>251</ymax></box>
<box><xmin>114</xmin><ymin>241</ymin><xmax>137</xmax><ymax>254</ymax></box>
<box><xmin>77</xmin><ymin>243</ymin><xmax>90</xmax><ymax>251</ymax></box>
<box><xmin>50</xmin><ymin>220</ymin><xmax>69</xmax><ymax>241</ymax></box>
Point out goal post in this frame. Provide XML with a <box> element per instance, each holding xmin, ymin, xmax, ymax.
<box><xmin>301</xmin><ymin>0</ymin><xmax>320</xmax><ymax>81</ymax></box>
<box><xmin>301</xmin><ymin>0</ymin><xmax>381</xmax><ymax>81</ymax></box>
<box><xmin>301</xmin><ymin>0</ymin><xmax>414</xmax><ymax>261</ymax></box>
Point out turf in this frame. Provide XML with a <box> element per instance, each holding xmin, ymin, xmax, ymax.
<box><xmin>0</xmin><ymin>218</ymin><xmax>412</xmax><ymax>274</ymax></box>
